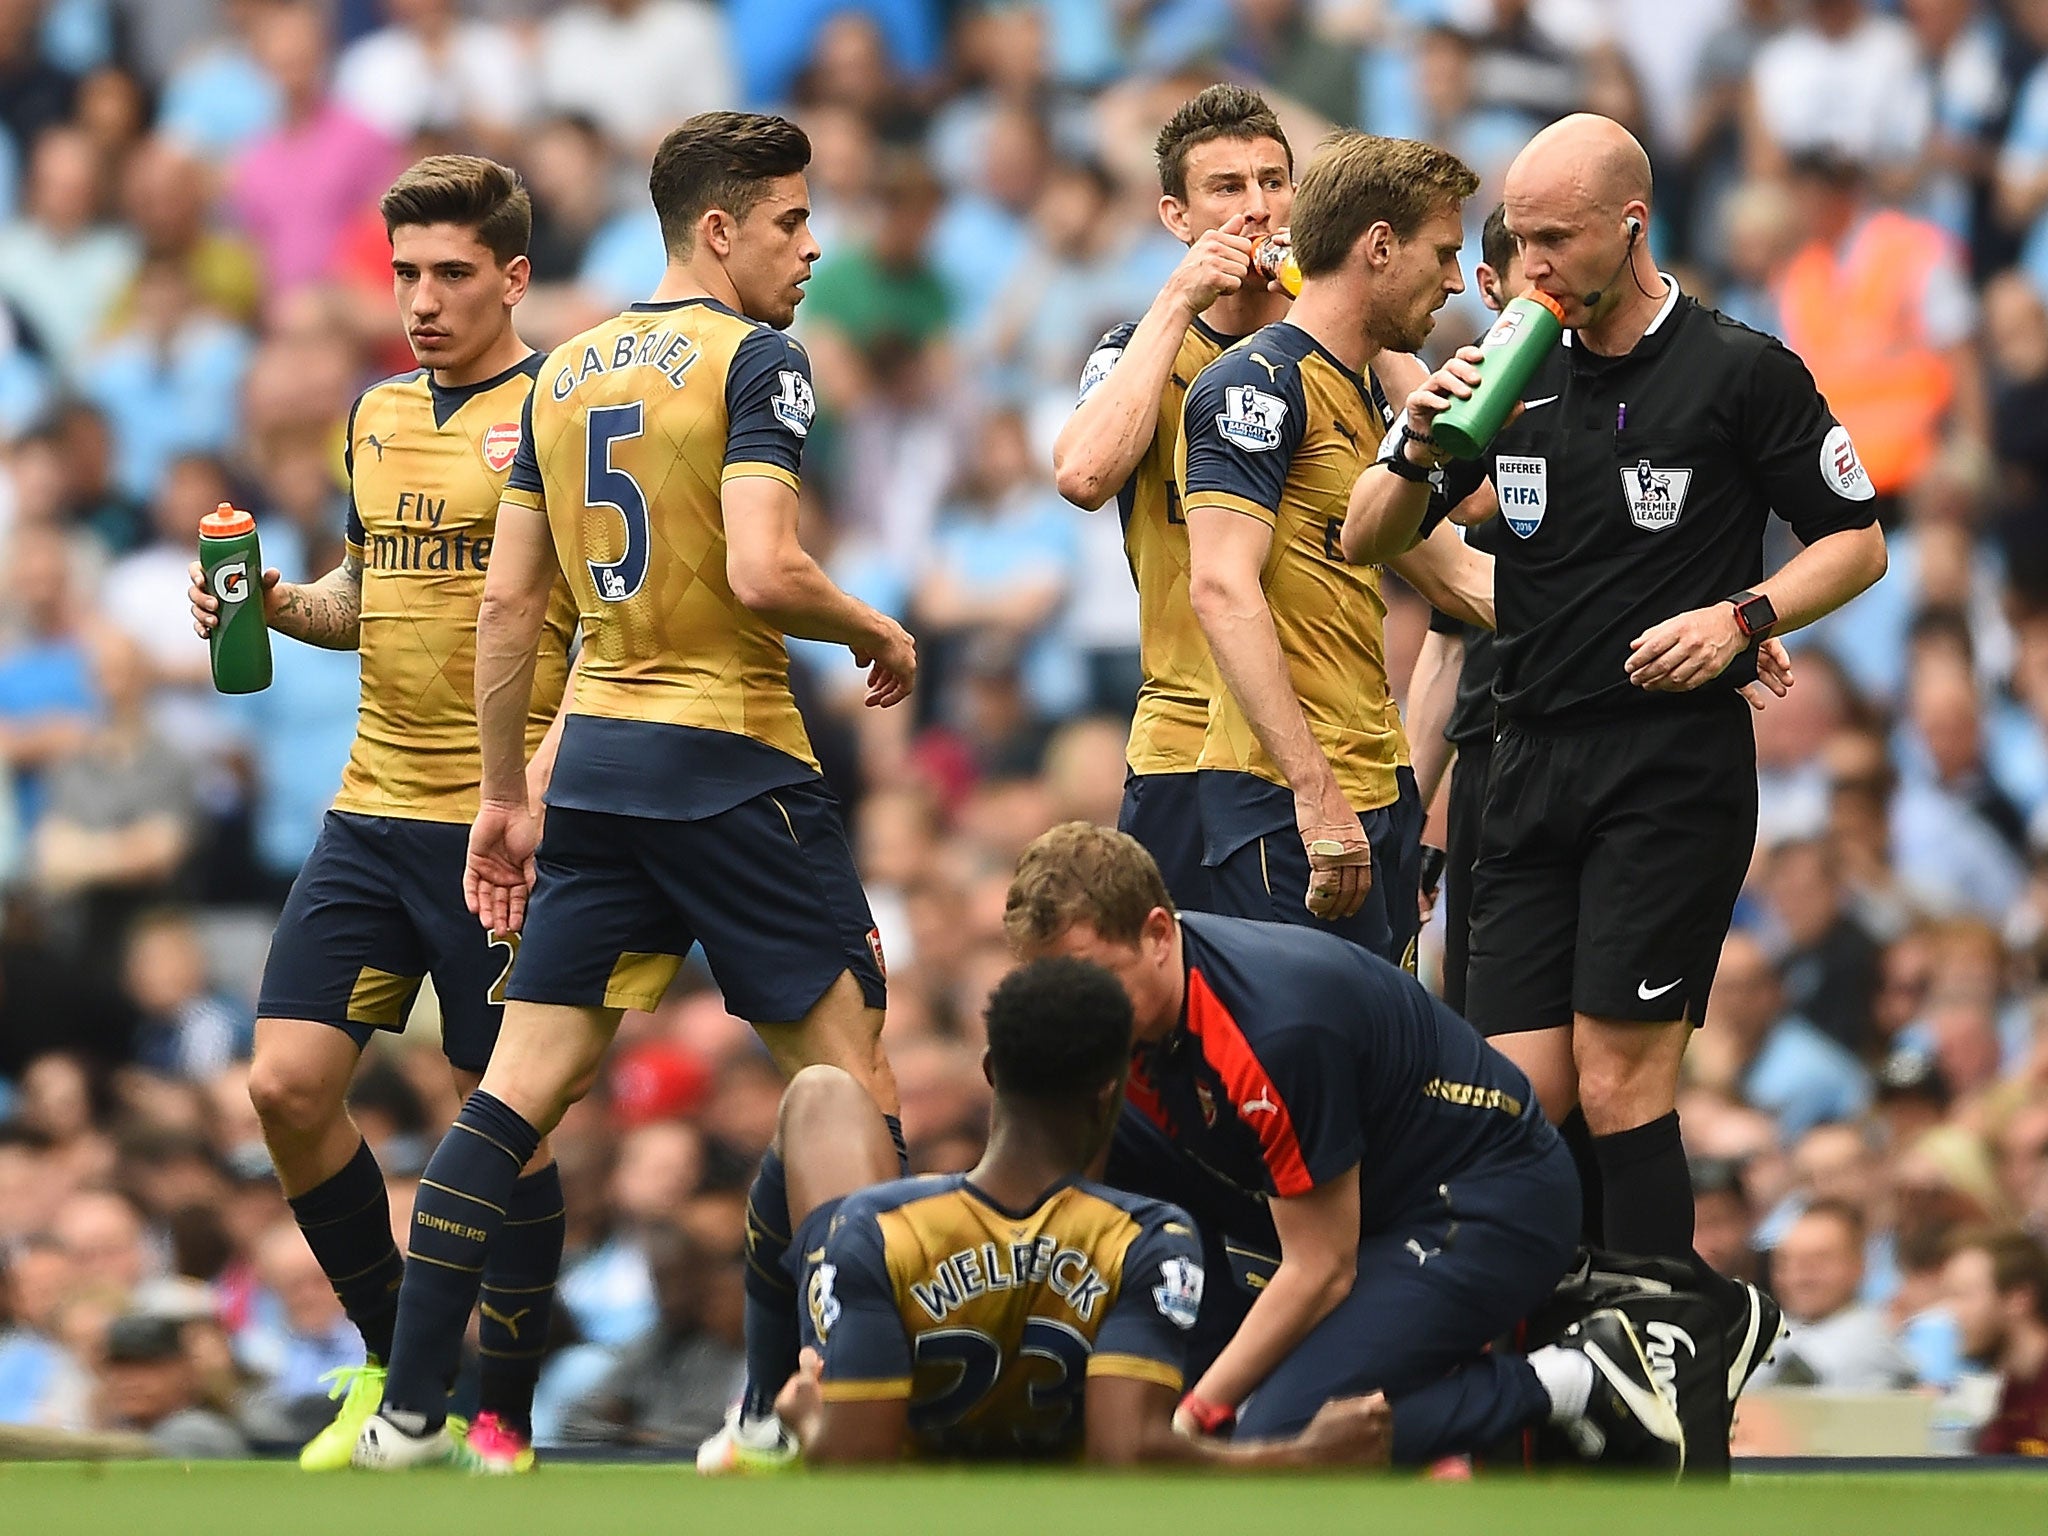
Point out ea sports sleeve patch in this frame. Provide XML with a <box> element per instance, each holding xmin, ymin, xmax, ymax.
<box><xmin>1739</xmin><ymin>340</ymin><xmax>1880</xmax><ymax>542</ymax></box>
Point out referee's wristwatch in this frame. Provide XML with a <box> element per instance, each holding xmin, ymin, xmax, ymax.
<box><xmin>1726</xmin><ymin>589</ymin><xmax>1778</xmax><ymax>643</ymax></box>
<box><xmin>1375</xmin><ymin>421</ymin><xmax>1444</xmax><ymax>483</ymax></box>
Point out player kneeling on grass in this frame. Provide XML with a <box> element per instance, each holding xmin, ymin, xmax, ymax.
<box><xmin>1005</xmin><ymin>823</ymin><xmax>1720</xmax><ymax>1476</ymax></box>
<box><xmin>772</xmin><ymin>957</ymin><xmax>1387</xmax><ymax>1467</ymax></box>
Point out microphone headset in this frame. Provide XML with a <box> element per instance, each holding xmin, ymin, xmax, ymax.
<box><xmin>1581</xmin><ymin>216</ymin><xmax>1643</xmax><ymax>308</ymax></box>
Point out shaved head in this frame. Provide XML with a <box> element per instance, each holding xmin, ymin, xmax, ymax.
<box><xmin>1506</xmin><ymin>114</ymin><xmax>1652</xmax><ymax>217</ymax></box>
<box><xmin>1500</xmin><ymin>114</ymin><xmax>1661</xmax><ymax>334</ymax></box>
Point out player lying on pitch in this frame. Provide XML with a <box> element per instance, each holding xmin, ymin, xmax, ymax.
<box><xmin>766</xmin><ymin>957</ymin><xmax>1389</xmax><ymax>1466</ymax></box>
<box><xmin>1005</xmin><ymin>824</ymin><xmax>1741</xmax><ymax>1475</ymax></box>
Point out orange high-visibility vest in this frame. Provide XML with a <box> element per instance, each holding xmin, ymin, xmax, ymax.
<box><xmin>1777</xmin><ymin>211</ymin><xmax>1956</xmax><ymax>496</ymax></box>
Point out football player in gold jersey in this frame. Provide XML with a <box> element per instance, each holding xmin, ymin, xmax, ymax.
<box><xmin>1181</xmin><ymin>133</ymin><xmax>1492</xmax><ymax>968</ymax></box>
<box><xmin>1052</xmin><ymin>84</ymin><xmax>1295</xmax><ymax>913</ymax></box>
<box><xmin>352</xmin><ymin>114</ymin><xmax>915</xmax><ymax>1475</ymax></box>
<box><xmin>187</xmin><ymin>157</ymin><xmax>574</xmax><ymax>1473</ymax></box>
<box><xmin>769</xmin><ymin>958</ymin><xmax>1388</xmax><ymax>1468</ymax></box>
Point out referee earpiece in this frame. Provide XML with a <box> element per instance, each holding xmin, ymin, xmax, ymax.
<box><xmin>1582</xmin><ymin>218</ymin><xmax>1645</xmax><ymax>309</ymax></box>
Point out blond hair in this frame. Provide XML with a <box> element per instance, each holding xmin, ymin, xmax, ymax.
<box><xmin>1003</xmin><ymin>822</ymin><xmax>1170</xmax><ymax>951</ymax></box>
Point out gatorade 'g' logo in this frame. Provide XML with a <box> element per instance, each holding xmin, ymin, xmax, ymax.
<box><xmin>211</xmin><ymin>560</ymin><xmax>250</xmax><ymax>604</ymax></box>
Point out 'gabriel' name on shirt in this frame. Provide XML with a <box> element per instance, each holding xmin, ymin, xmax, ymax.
<box><xmin>549</xmin><ymin>326</ymin><xmax>700</xmax><ymax>399</ymax></box>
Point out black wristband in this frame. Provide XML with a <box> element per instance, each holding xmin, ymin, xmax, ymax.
<box><xmin>1377</xmin><ymin>425</ymin><xmax>1440</xmax><ymax>484</ymax></box>
<box><xmin>1419</xmin><ymin>844</ymin><xmax>1448</xmax><ymax>899</ymax></box>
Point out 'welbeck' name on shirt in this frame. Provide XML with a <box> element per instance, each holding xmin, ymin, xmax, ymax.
<box><xmin>908</xmin><ymin>1237</ymin><xmax>1110</xmax><ymax>1323</ymax></box>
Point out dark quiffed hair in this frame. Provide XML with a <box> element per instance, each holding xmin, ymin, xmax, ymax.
<box><xmin>1481</xmin><ymin>202</ymin><xmax>1515</xmax><ymax>277</ymax></box>
<box><xmin>984</xmin><ymin>957</ymin><xmax>1134</xmax><ymax>1101</ymax></box>
<box><xmin>650</xmin><ymin>111</ymin><xmax>811</xmax><ymax>257</ymax></box>
<box><xmin>380</xmin><ymin>155</ymin><xmax>532</xmax><ymax>264</ymax></box>
<box><xmin>1290</xmin><ymin>132</ymin><xmax>1479</xmax><ymax>278</ymax></box>
<box><xmin>1154</xmin><ymin>82</ymin><xmax>1291</xmax><ymax>202</ymax></box>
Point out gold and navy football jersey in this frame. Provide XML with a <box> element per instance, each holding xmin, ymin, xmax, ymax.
<box><xmin>1077</xmin><ymin>318</ymin><xmax>1234</xmax><ymax>777</ymax></box>
<box><xmin>802</xmin><ymin>1174</ymin><xmax>1202</xmax><ymax>1460</ymax></box>
<box><xmin>1177</xmin><ymin>322</ymin><xmax>1410</xmax><ymax>811</ymax></box>
<box><xmin>338</xmin><ymin>358</ymin><xmax>577</xmax><ymax>824</ymax></box>
<box><xmin>502</xmin><ymin>298</ymin><xmax>822</xmax><ymax>820</ymax></box>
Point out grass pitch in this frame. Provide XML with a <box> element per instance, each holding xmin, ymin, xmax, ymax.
<box><xmin>3</xmin><ymin>1461</ymin><xmax>2045</xmax><ymax>1536</ymax></box>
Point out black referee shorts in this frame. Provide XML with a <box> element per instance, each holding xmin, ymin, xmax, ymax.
<box><xmin>1464</xmin><ymin>703</ymin><xmax>1756</xmax><ymax>1036</ymax></box>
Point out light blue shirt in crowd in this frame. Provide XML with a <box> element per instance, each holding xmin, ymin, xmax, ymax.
<box><xmin>0</xmin><ymin>221</ymin><xmax>138</xmax><ymax>379</ymax></box>
<box><xmin>1743</xmin><ymin>1013</ymin><xmax>1873</xmax><ymax>1144</ymax></box>
<box><xmin>83</xmin><ymin>318</ymin><xmax>254</xmax><ymax>500</ymax></box>
<box><xmin>0</xmin><ymin>638</ymin><xmax>97</xmax><ymax>831</ymax></box>
<box><xmin>930</xmin><ymin>490</ymin><xmax>1081</xmax><ymax>717</ymax></box>
<box><xmin>577</xmin><ymin>208</ymin><xmax>666</xmax><ymax>313</ymax></box>
<box><xmin>0</xmin><ymin>1330</ymin><xmax>66</xmax><ymax>1425</ymax></box>
<box><xmin>224</xmin><ymin>625</ymin><xmax>360</xmax><ymax>880</ymax></box>
<box><xmin>556</xmin><ymin>1234</ymin><xmax>655</xmax><ymax>1350</ymax></box>
<box><xmin>157</xmin><ymin>45</ymin><xmax>282</xmax><ymax>160</ymax></box>
<box><xmin>727</xmin><ymin>0</ymin><xmax>941</xmax><ymax>106</ymax></box>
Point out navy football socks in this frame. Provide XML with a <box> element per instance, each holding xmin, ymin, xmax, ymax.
<box><xmin>382</xmin><ymin>1091</ymin><xmax>541</xmax><ymax>1429</ymax></box>
<box><xmin>741</xmin><ymin>1148</ymin><xmax>798</xmax><ymax>1422</ymax></box>
<box><xmin>477</xmin><ymin>1162</ymin><xmax>565</xmax><ymax>1438</ymax></box>
<box><xmin>287</xmin><ymin>1139</ymin><xmax>403</xmax><ymax>1364</ymax></box>
<box><xmin>736</xmin><ymin>1112</ymin><xmax>909</xmax><ymax>1423</ymax></box>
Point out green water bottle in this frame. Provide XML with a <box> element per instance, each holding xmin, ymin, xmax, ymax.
<box><xmin>199</xmin><ymin>502</ymin><xmax>272</xmax><ymax>694</ymax></box>
<box><xmin>1431</xmin><ymin>290</ymin><xmax>1567</xmax><ymax>460</ymax></box>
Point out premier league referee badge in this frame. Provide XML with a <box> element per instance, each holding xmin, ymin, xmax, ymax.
<box><xmin>1621</xmin><ymin>459</ymin><xmax>1692</xmax><ymax>532</ymax></box>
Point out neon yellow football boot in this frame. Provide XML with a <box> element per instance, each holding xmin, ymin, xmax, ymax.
<box><xmin>300</xmin><ymin>1363</ymin><xmax>387</xmax><ymax>1471</ymax></box>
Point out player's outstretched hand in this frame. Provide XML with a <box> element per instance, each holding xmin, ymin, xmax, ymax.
<box><xmin>1293</xmin><ymin>1393</ymin><xmax>1392</xmax><ymax>1467</ymax></box>
<box><xmin>1167</xmin><ymin>212</ymin><xmax>1258</xmax><ymax>315</ymax></box>
<box><xmin>188</xmin><ymin>558</ymin><xmax>283</xmax><ymax>638</ymax></box>
<box><xmin>1297</xmin><ymin>788</ymin><xmax>1371</xmax><ymax>922</ymax></box>
<box><xmin>1626</xmin><ymin>602</ymin><xmax>1748</xmax><ymax>693</ymax></box>
<box><xmin>465</xmin><ymin>798</ymin><xmax>540</xmax><ymax>935</ymax></box>
<box><xmin>855</xmin><ymin>618</ymin><xmax>917</xmax><ymax>709</ymax></box>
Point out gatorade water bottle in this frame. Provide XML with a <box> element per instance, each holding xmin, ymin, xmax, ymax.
<box><xmin>198</xmin><ymin>503</ymin><xmax>272</xmax><ymax>694</ymax></box>
<box><xmin>1431</xmin><ymin>290</ymin><xmax>1567</xmax><ymax>459</ymax></box>
<box><xmin>1251</xmin><ymin>233</ymin><xmax>1302</xmax><ymax>298</ymax></box>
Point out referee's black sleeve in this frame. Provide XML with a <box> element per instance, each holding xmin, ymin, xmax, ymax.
<box><xmin>1738</xmin><ymin>340</ymin><xmax>1883</xmax><ymax>543</ymax></box>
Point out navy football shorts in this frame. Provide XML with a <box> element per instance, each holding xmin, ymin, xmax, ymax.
<box><xmin>258</xmin><ymin>810</ymin><xmax>514</xmax><ymax>1073</ymax></box>
<box><xmin>507</xmin><ymin>778</ymin><xmax>886</xmax><ymax>1023</ymax></box>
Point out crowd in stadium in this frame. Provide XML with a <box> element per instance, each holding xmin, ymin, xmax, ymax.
<box><xmin>0</xmin><ymin>0</ymin><xmax>2046</xmax><ymax>1460</ymax></box>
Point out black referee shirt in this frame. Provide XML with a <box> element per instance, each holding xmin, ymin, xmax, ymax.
<box><xmin>1437</xmin><ymin>281</ymin><xmax>1880</xmax><ymax>727</ymax></box>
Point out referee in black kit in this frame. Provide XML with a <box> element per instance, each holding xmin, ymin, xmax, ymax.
<box><xmin>1345</xmin><ymin>114</ymin><xmax>1887</xmax><ymax>1406</ymax></box>
<box><xmin>1408</xmin><ymin>205</ymin><xmax>1517</xmax><ymax>1017</ymax></box>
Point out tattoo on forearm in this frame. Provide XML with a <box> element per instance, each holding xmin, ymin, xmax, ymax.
<box><xmin>274</xmin><ymin>560</ymin><xmax>364</xmax><ymax>649</ymax></box>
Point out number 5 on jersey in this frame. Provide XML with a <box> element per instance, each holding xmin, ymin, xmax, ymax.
<box><xmin>585</xmin><ymin>401</ymin><xmax>648</xmax><ymax>602</ymax></box>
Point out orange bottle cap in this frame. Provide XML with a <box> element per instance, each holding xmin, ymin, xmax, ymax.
<box><xmin>1525</xmin><ymin>290</ymin><xmax>1568</xmax><ymax>322</ymax></box>
<box><xmin>199</xmin><ymin>503</ymin><xmax>255</xmax><ymax>537</ymax></box>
